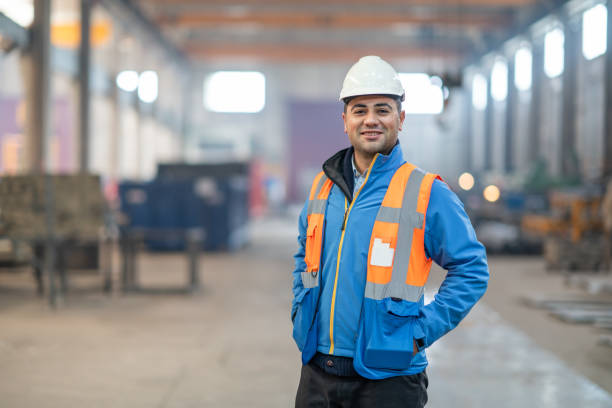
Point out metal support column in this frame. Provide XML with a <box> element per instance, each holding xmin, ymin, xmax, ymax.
<box><xmin>604</xmin><ymin>2</ymin><xmax>612</xmax><ymax>179</ymax></box>
<box><xmin>79</xmin><ymin>0</ymin><xmax>92</xmax><ymax>173</ymax></box>
<box><xmin>560</xmin><ymin>14</ymin><xmax>580</xmax><ymax>178</ymax></box>
<box><xmin>505</xmin><ymin>56</ymin><xmax>516</xmax><ymax>173</ymax></box>
<box><xmin>30</xmin><ymin>0</ymin><xmax>58</xmax><ymax>307</ymax></box>
<box><xmin>484</xmin><ymin>72</ymin><xmax>493</xmax><ymax>171</ymax></box>
<box><xmin>28</xmin><ymin>0</ymin><xmax>51</xmax><ymax>174</ymax></box>
<box><xmin>180</xmin><ymin>72</ymin><xmax>193</xmax><ymax>161</ymax></box>
<box><xmin>465</xmin><ymin>82</ymin><xmax>474</xmax><ymax>173</ymax></box>
<box><xmin>529</xmin><ymin>42</ymin><xmax>544</xmax><ymax>164</ymax></box>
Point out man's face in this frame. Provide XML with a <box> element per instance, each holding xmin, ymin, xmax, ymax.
<box><xmin>342</xmin><ymin>95</ymin><xmax>405</xmax><ymax>158</ymax></box>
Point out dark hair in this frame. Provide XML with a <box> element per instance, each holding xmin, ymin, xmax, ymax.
<box><xmin>343</xmin><ymin>94</ymin><xmax>403</xmax><ymax>113</ymax></box>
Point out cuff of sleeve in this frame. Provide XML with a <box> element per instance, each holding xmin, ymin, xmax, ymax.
<box><xmin>413</xmin><ymin>319</ymin><xmax>426</xmax><ymax>351</ymax></box>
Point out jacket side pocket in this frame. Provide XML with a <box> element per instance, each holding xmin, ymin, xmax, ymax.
<box><xmin>292</xmin><ymin>287</ymin><xmax>314</xmax><ymax>351</ymax></box>
<box><xmin>362</xmin><ymin>300</ymin><xmax>416</xmax><ymax>370</ymax></box>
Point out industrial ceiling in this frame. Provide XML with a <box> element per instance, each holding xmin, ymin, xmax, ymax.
<box><xmin>130</xmin><ymin>0</ymin><xmax>564</xmax><ymax>71</ymax></box>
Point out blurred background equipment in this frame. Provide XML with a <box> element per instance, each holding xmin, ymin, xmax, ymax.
<box><xmin>118</xmin><ymin>161</ymin><xmax>250</xmax><ymax>252</ymax></box>
<box><xmin>522</xmin><ymin>186</ymin><xmax>606</xmax><ymax>271</ymax></box>
<box><xmin>0</xmin><ymin>173</ymin><xmax>111</xmax><ymax>303</ymax></box>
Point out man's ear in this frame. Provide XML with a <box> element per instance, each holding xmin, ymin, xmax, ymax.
<box><xmin>399</xmin><ymin>110</ymin><xmax>405</xmax><ymax>131</ymax></box>
<box><xmin>342</xmin><ymin>112</ymin><xmax>347</xmax><ymax>133</ymax></box>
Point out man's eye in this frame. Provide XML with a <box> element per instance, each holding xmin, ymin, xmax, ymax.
<box><xmin>378</xmin><ymin>109</ymin><xmax>389</xmax><ymax>114</ymax></box>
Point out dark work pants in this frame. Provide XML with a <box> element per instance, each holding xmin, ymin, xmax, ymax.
<box><xmin>295</xmin><ymin>362</ymin><xmax>428</xmax><ymax>408</ymax></box>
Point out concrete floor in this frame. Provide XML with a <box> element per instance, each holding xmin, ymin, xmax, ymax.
<box><xmin>0</xmin><ymin>216</ymin><xmax>611</xmax><ymax>407</ymax></box>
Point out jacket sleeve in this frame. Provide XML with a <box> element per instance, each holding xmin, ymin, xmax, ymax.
<box><xmin>413</xmin><ymin>179</ymin><xmax>489</xmax><ymax>349</ymax></box>
<box><xmin>291</xmin><ymin>201</ymin><xmax>309</xmax><ymax>322</ymax></box>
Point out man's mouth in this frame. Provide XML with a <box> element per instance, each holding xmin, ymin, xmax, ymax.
<box><xmin>361</xmin><ymin>130</ymin><xmax>383</xmax><ymax>140</ymax></box>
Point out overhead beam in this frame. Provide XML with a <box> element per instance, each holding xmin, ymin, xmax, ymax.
<box><xmin>98</xmin><ymin>0</ymin><xmax>189</xmax><ymax>67</ymax></box>
<box><xmin>184</xmin><ymin>43</ymin><xmax>463</xmax><ymax>62</ymax></box>
<box><xmin>462</xmin><ymin>0</ymin><xmax>572</xmax><ymax>66</ymax></box>
<box><xmin>158</xmin><ymin>12</ymin><xmax>511</xmax><ymax>30</ymax></box>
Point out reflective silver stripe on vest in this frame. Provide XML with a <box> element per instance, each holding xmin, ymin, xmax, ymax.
<box><xmin>364</xmin><ymin>280</ymin><xmax>425</xmax><ymax>302</ymax></box>
<box><xmin>376</xmin><ymin>206</ymin><xmax>401</xmax><ymax>223</ymax></box>
<box><xmin>366</xmin><ymin>168</ymin><xmax>426</xmax><ymax>302</ymax></box>
<box><xmin>301</xmin><ymin>271</ymin><xmax>319</xmax><ymax>288</ymax></box>
<box><xmin>307</xmin><ymin>175</ymin><xmax>329</xmax><ymax>215</ymax></box>
<box><xmin>308</xmin><ymin>199</ymin><xmax>327</xmax><ymax>215</ymax></box>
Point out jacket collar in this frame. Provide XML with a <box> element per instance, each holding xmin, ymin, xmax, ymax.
<box><xmin>322</xmin><ymin>141</ymin><xmax>404</xmax><ymax>202</ymax></box>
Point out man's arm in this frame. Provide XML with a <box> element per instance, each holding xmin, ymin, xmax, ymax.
<box><xmin>291</xmin><ymin>201</ymin><xmax>309</xmax><ymax>322</ymax></box>
<box><xmin>414</xmin><ymin>179</ymin><xmax>489</xmax><ymax>350</ymax></box>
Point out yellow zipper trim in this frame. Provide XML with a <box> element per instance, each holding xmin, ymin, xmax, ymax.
<box><xmin>328</xmin><ymin>154</ymin><xmax>379</xmax><ymax>354</ymax></box>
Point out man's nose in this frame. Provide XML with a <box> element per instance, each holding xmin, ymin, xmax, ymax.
<box><xmin>363</xmin><ymin>111</ymin><xmax>379</xmax><ymax>126</ymax></box>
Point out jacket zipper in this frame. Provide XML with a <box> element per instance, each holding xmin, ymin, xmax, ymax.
<box><xmin>328</xmin><ymin>154</ymin><xmax>378</xmax><ymax>354</ymax></box>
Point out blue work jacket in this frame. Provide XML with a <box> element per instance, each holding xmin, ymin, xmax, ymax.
<box><xmin>291</xmin><ymin>143</ymin><xmax>489</xmax><ymax>379</ymax></box>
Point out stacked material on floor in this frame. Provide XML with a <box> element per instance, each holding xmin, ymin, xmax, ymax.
<box><xmin>0</xmin><ymin>174</ymin><xmax>105</xmax><ymax>240</ymax></box>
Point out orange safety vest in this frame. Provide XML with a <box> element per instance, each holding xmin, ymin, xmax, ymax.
<box><xmin>303</xmin><ymin>172</ymin><xmax>333</xmax><ymax>288</ymax></box>
<box><xmin>304</xmin><ymin>163</ymin><xmax>439</xmax><ymax>299</ymax></box>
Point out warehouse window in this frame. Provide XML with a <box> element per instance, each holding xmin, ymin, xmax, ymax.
<box><xmin>544</xmin><ymin>27</ymin><xmax>564</xmax><ymax>78</ymax></box>
<box><xmin>204</xmin><ymin>71</ymin><xmax>266</xmax><ymax>113</ymax></box>
<box><xmin>138</xmin><ymin>71</ymin><xmax>158</xmax><ymax>103</ymax></box>
<box><xmin>514</xmin><ymin>46</ymin><xmax>532</xmax><ymax>91</ymax></box>
<box><xmin>0</xmin><ymin>0</ymin><xmax>34</xmax><ymax>27</ymax></box>
<box><xmin>116</xmin><ymin>70</ymin><xmax>139</xmax><ymax>92</ymax></box>
<box><xmin>398</xmin><ymin>73</ymin><xmax>443</xmax><ymax>114</ymax></box>
<box><xmin>582</xmin><ymin>4</ymin><xmax>607</xmax><ymax>61</ymax></box>
<box><xmin>472</xmin><ymin>73</ymin><xmax>487</xmax><ymax>111</ymax></box>
<box><xmin>490</xmin><ymin>59</ymin><xmax>508</xmax><ymax>102</ymax></box>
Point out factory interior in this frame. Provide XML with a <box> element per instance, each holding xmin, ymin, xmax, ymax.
<box><xmin>1</xmin><ymin>0</ymin><xmax>612</xmax><ymax>406</ymax></box>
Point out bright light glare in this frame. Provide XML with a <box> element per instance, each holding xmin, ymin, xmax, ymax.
<box><xmin>204</xmin><ymin>71</ymin><xmax>266</xmax><ymax>113</ymax></box>
<box><xmin>483</xmin><ymin>185</ymin><xmax>501</xmax><ymax>202</ymax></box>
<box><xmin>116</xmin><ymin>70</ymin><xmax>139</xmax><ymax>92</ymax></box>
<box><xmin>514</xmin><ymin>46</ymin><xmax>532</xmax><ymax>91</ymax></box>
<box><xmin>0</xmin><ymin>0</ymin><xmax>34</xmax><ymax>27</ymax></box>
<box><xmin>582</xmin><ymin>4</ymin><xmax>607</xmax><ymax>60</ymax></box>
<box><xmin>491</xmin><ymin>59</ymin><xmax>508</xmax><ymax>101</ymax></box>
<box><xmin>458</xmin><ymin>172</ymin><xmax>475</xmax><ymax>191</ymax></box>
<box><xmin>544</xmin><ymin>28</ymin><xmax>564</xmax><ymax>78</ymax></box>
<box><xmin>138</xmin><ymin>71</ymin><xmax>158</xmax><ymax>103</ymax></box>
<box><xmin>472</xmin><ymin>74</ymin><xmax>487</xmax><ymax>110</ymax></box>
<box><xmin>398</xmin><ymin>73</ymin><xmax>444</xmax><ymax>114</ymax></box>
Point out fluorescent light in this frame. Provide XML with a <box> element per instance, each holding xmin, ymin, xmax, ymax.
<box><xmin>398</xmin><ymin>73</ymin><xmax>444</xmax><ymax>114</ymax></box>
<box><xmin>0</xmin><ymin>0</ymin><xmax>34</xmax><ymax>27</ymax></box>
<box><xmin>491</xmin><ymin>59</ymin><xmax>508</xmax><ymax>102</ymax></box>
<box><xmin>138</xmin><ymin>71</ymin><xmax>158</xmax><ymax>103</ymax></box>
<box><xmin>514</xmin><ymin>46</ymin><xmax>532</xmax><ymax>91</ymax></box>
<box><xmin>472</xmin><ymin>73</ymin><xmax>488</xmax><ymax>111</ymax></box>
<box><xmin>582</xmin><ymin>4</ymin><xmax>607</xmax><ymax>60</ymax></box>
<box><xmin>544</xmin><ymin>28</ymin><xmax>564</xmax><ymax>78</ymax></box>
<box><xmin>116</xmin><ymin>70</ymin><xmax>139</xmax><ymax>92</ymax></box>
<box><xmin>204</xmin><ymin>71</ymin><xmax>266</xmax><ymax>113</ymax></box>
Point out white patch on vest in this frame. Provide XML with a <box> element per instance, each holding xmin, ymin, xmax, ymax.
<box><xmin>370</xmin><ymin>238</ymin><xmax>395</xmax><ymax>267</ymax></box>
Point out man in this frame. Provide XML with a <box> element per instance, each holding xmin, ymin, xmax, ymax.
<box><xmin>291</xmin><ymin>56</ymin><xmax>489</xmax><ymax>407</ymax></box>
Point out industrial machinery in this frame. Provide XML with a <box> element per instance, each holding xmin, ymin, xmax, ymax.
<box><xmin>521</xmin><ymin>186</ymin><xmax>606</xmax><ymax>271</ymax></box>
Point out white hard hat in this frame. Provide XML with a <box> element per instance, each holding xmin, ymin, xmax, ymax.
<box><xmin>339</xmin><ymin>56</ymin><xmax>405</xmax><ymax>102</ymax></box>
